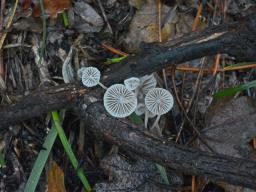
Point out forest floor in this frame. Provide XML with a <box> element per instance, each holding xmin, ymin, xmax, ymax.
<box><xmin>0</xmin><ymin>0</ymin><xmax>256</xmax><ymax>191</ymax></box>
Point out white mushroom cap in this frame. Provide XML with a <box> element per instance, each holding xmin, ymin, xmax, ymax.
<box><xmin>81</xmin><ymin>67</ymin><xmax>101</xmax><ymax>87</ymax></box>
<box><xmin>139</xmin><ymin>74</ymin><xmax>157</xmax><ymax>94</ymax></box>
<box><xmin>145</xmin><ymin>88</ymin><xmax>173</xmax><ymax>115</ymax></box>
<box><xmin>104</xmin><ymin>84</ymin><xmax>137</xmax><ymax>118</ymax></box>
<box><xmin>124</xmin><ymin>77</ymin><xmax>140</xmax><ymax>91</ymax></box>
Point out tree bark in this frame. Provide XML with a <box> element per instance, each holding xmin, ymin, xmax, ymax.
<box><xmin>103</xmin><ymin>13</ymin><xmax>256</xmax><ymax>84</ymax></box>
<box><xmin>0</xmin><ymin>84</ymin><xmax>88</xmax><ymax>130</ymax></box>
<box><xmin>80</xmin><ymin>102</ymin><xmax>256</xmax><ymax>189</ymax></box>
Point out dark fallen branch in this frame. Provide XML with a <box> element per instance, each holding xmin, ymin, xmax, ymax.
<box><xmin>0</xmin><ymin>13</ymin><xmax>256</xmax><ymax>188</ymax></box>
<box><xmin>1</xmin><ymin>84</ymin><xmax>256</xmax><ymax>188</ymax></box>
<box><xmin>0</xmin><ymin>84</ymin><xmax>88</xmax><ymax>129</ymax></box>
<box><xmin>80</xmin><ymin>102</ymin><xmax>256</xmax><ymax>189</ymax></box>
<box><xmin>104</xmin><ymin>13</ymin><xmax>256</xmax><ymax>84</ymax></box>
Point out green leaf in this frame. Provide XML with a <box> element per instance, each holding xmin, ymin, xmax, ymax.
<box><xmin>104</xmin><ymin>56</ymin><xmax>127</xmax><ymax>65</ymax></box>
<box><xmin>0</xmin><ymin>151</ymin><xmax>5</xmax><ymax>167</ymax></box>
<box><xmin>213</xmin><ymin>80</ymin><xmax>256</xmax><ymax>99</ymax></box>
<box><xmin>224</xmin><ymin>61</ymin><xmax>256</xmax><ymax>68</ymax></box>
<box><xmin>129</xmin><ymin>112</ymin><xmax>144</xmax><ymax>126</ymax></box>
<box><xmin>156</xmin><ymin>164</ymin><xmax>170</xmax><ymax>185</ymax></box>
<box><xmin>61</xmin><ymin>11</ymin><xmax>69</xmax><ymax>28</ymax></box>
<box><xmin>25</xmin><ymin>124</ymin><xmax>58</xmax><ymax>192</ymax></box>
<box><xmin>51</xmin><ymin>111</ymin><xmax>92</xmax><ymax>191</ymax></box>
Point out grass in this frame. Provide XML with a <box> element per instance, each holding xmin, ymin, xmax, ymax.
<box><xmin>61</xmin><ymin>11</ymin><xmax>69</xmax><ymax>28</ymax></box>
<box><xmin>24</xmin><ymin>121</ymin><xmax>59</xmax><ymax>192</ymax></box>
<box><xmin>213</xmin><ymin>80</ymin><xmax>256</xmax><ymax>99</ymax></box>
<box><xmin>51</xmin><ymin>111</ymin><xmax>92</xmax><ymax>191</ymax></box>
<box><xmin>25</xmin><ymin>2</ymin><xmax>91</xmax><ymax>191</ymax></box>
<box><xmin>0</xmin><ymin>151</ymin><xmax>5</xmax><ymax>167</ymax></box>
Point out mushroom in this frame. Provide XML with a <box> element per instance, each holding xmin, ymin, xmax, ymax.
<box><xmin>81</xmin><ymin>67</ymin><xmax>107</xmax><ymax>89</ymax></box>
<box><xmin>139</xmin><ymin>74</ymin><xmax>157</xmax><ymax>95</ymax></box>
<box><xmin>77</xmin><ymin>67</ymin><xmax>86</xmax><ymax>79</ymax></box>
<box><xmin>134</xmin><ymin>74</ymin><xmax>157</xmax><ymax>128</ymax></box>
<box><xmin>124</xmin><ymin>77</ymin><xmax>140</xmax><ymax>91</ymax></box>
<box><xmin>145</xmin><ymin>88</ymin><xmax>174</xmax><ymax>135</ymax></box>
<box><xmin>104</xmin><ymin>84</ymin><xmax>137</xmax><ymax>118</ymax></box>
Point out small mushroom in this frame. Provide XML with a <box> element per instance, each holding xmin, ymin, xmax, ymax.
<box><xmin>145</xmin><ymin>88</ymin><xmax>174</xmax><ymax>135</ymax></box>
<box><xmin>104</xmin><ymin>84</ymin><xmax>137</xmax><ymax>118</ymax></box>
<box><xmin>81</xmin><ymin>67</ymin><xmax>107</xmax><ymax>89</ymax></box>
<box><xmin>77</xmin><ymin>67</ymin><xmax>86</xmax><ymax>78</ymax></box>
<box><xmin>139</xmin><ymin>74</ymin><xmax>157</xmax><ymax>95</ymax></box>
<box><xmin>124</xmin><ymin>77</ymin><xmax>140</xmax><ymax>91</ymax></box>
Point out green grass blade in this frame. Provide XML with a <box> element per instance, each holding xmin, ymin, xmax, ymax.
<box><xmin>61</xmin><ymin>11</ymin><xmax>69</xmax><ymax>28</ymax></box>
<box><xmin>0</xmin><ymin>151</ymin><xmax>5</xmax><ymax>167</ymax></box>
<box><xmin>129</xmin><ymin>112</ymin><xmax>144</xmax><ymax>126</ymax></box>
<box><xmin>155</xmin><ymin>164</ymin><xmax>170</xmax><ymax>185</ymax></box>
<box><xmin>213</xmin><ymin>80</ymin><xmax>256</xmax><ymax>99</ymax></box>
<box><xmin>24</xmin><ymin>125</ymin><xmax>58</xmax><ymax>192</ymax></box>
<box><xmin>224</xmin><ymin>61</ymin><xmax>256</xmax><ymax>68</ymax></box>
<box><xmin>104</xmin><ymin>56</ymin><xmax>127</xmax><ymax>65</ymax></box>
<box><xmin>129</xmin><ymin>113</ymin><xmax>170</xmax><ymax>185</ymax></box>
<box><xmin>51</xmin><ymin>111</ymin><xmax>92</xmax><ymax>191</ymax></box>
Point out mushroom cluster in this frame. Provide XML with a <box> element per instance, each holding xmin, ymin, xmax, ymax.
<box><xmin>79</xmin><ymin>67</ymin><xmax>174</xmax><ymax>134</ymax></box>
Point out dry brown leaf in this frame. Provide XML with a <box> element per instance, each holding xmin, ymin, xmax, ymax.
<box><xmin>199</xmin><ymin>97</ymin><xmax>256</xmax><ymax>192</ymax></box>
<box><xmin>47</xmin><ymin>161</ymin><xmax>66</xmax><ymax>192</ymax></box>
<box><xmin>33</xmin><ymin>0</ymin><xmax>70</xmax><ymax>19</ymax></box>
<box><xmin>123</xmin><ymin>1</ymin><xmax>187</xmax><ymax>52</ymax></box>
<box><xmin>21</xmin><ymin>0</ymin><xmax>71</xmax><ymax>19</ymax></box>
<box><xmin>19</xmin><ymin>0</ymin><xmax>32</xmax><ymax>10</ymax></box>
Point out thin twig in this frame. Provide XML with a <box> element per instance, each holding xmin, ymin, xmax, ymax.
<box><xmin>96</xmin><ymin>0</ymin><xmax>113</xmax><ymax>34</ymax></box>
<box><xmin>157</xmin><ymin>0</ymin><xmax>162</xmax><ymax>43</ymax></box>
<box><xmin>192</xmin><ymin>3</ymin><xmax>203</xmax><ymax>32</ymax></box>
<box><xmin>171</xmin><ymin>68</ymin><xmax>214</xmax><ymax>152</ymax></box>
<box><xmin>39</xmin><ymin>0</ymin><xmax>47</xmax><ymax>65</ymax></box>
<box><xmin>0</xmin><ymin>0</ymin><xmax>18</xmax><ymax>50</ymax></box>
<box><xmin>0</xmin><ymin>0</ymin><xmax>5</xmax><ymax>77</ymax></box>
<box><xmin>101</xmin><ymin>43</ymin><xmax>128</xmax><ymax>56</ymax></box>
<box><xmin>175</xmin><ymin>58</ymin><xmax>206</xmax><ymax>142</ymax></box>
<box><xmin>212</xmin><ymin>54</ymin><xmax>221</xmax><ymax>75</ymax></box>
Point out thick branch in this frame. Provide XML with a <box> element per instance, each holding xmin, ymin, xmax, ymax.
<box><xmin>81</xmin><ymin>102</ymin><xmax>256</xmax><ymax>189</ymax></box>
<box><xmin>0</xmin><ymin>84</ymin><xmax>87</xmax><ymax>129</ymax></box>
<box><xmin>103</xmin><ymin>13</ymin><xmax>256</xmax><ymax>84</ymax></box>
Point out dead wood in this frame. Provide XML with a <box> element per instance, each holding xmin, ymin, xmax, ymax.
<box><xmin>80</xmin><ymin>102</ymin><xmax>256</xmax><ymax>189</ymax></box>
<box><xmin>104</xmin><ymin>13</ymin><xmax>256</xmax><ymax>84</ymax></box>
<box><xmin>0</xmin><ymin>84</ymin><xmax>88</xmax><ymax>129</ymax></box>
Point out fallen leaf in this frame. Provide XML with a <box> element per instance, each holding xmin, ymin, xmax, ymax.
<box><xmin>123</xmin><ymin>1</ymin><xmax>177</xmax><ymax>52</ymax></box>
<box><xmin>73</xmin><ymin>1</ymin><xmax>104</xmax><ymax>33</ymax></box>
<box><xmin>199</xmin><ymin>97</ymin><xmax>256</xmax><ymax>192</ymax></box>
<box><xmin>47</xmin><ymin>161</ymin><xmax>66</xmax><ymax>192</ymax></box>
<box><xmin>31</xmin><ymin>0</ymin><xmax>71</xmax><ymax>19</ymax></box>
<box><xmin>19</xmin><ymin>0</ymin><xmax>32</xmax><ymax>10</ymax></box>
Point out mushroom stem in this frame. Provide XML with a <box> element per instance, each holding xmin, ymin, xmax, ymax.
<box><xmin>98</xmin><ymin>82</ymin><xmax>108</xmax><ymax>90</ymax></box>
<box><xmin>150</xmin><ymin>115</ymin><xmax>161</xmax><ymax>133</ymax></box>
<box><xmin>144</xmin><ymin>109</ymin><xmax>149</xmax><ymax>129</ymax></box>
